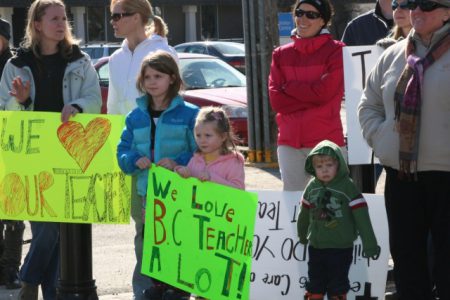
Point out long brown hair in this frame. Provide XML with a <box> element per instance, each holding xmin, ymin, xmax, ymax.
<box><xmin>136</xmin><ymin>51</ymin><xmax>181</xmax><ymax>104</ymax></box>
<box><xmin>21</xmin><ymin>0</ymin><xmax>78</xmax><ymax>59</ymax></box>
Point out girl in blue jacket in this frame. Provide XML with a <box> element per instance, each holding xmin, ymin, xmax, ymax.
<box><xmin>117</xmin><ymin>50</ymin><xmax>198</xmax><ymax>300</ymax></box>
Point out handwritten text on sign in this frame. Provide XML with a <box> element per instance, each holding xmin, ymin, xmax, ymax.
<box><xmin>0</xmin><ymin>111</ymin><xmax>131</xmax><ymax>224</ymax></box>
<box><xmin>249</xmin><ymin>191</ymin><xmax>389</xmax><ymax>300</ymax></box>
<box><xmin>343</xmin><ymin>46</ymin><xmax>384</xmax><ymax>165</ymax></box>
<box><xmin>142</xmin><ymin>166</ymin><xmax>258</xmax><ymax>300</ymax></box>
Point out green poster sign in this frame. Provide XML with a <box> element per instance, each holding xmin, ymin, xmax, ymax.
<box><xmin>142</xmin><ymin>165</ymin><xmax>258</xmax><ymax>300</ymax></box>
<box><xmin>0</xmin><ymin>111</ymin><xmax>131</xmax><ymax>224</ymax></box>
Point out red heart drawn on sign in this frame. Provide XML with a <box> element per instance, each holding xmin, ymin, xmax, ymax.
<box><xmin>57</xmin><ymin>118</ymin><xmax>111</xmax><ymax>173</ymax></box>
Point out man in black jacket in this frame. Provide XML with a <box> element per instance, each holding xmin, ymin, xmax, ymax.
<box><xmin>341</xmin><ymin>0</ymin><xmax>393</xmax><ymax>46</ymax></box>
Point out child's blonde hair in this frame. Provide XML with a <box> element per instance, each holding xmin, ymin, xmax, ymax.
<box><xmin>312</xmin><ymin>154</ymin><xmax>338</xmax><ymax>166</ymax></box>
<box><xmin>195</xmin><ymin>106</ymin><xmax>238</xmax><ymax>155</ymax></box>
<box><xmin>136</xmin><ymin>50</ymin><xmax>182</xmax><ymax>103</ymax></box>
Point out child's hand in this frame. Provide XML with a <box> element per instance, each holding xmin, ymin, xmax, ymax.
<box><xmin>135</xmin><ymin>157</ymin><xmax>152</xmax><ymax>169</ymax></box>
<box><xmin>156</xmin><ymin>158</ymin><xmax>177</xmax><ymax>170</ymax></box>
<box><xmin>362</xmin><ymin>245</ymin><xmax>381</xmax><ymax>260</ymax></box>
<box><xmin>174</xmin><ymin>166</ymin><xmax>190</xmax><ymax>178</ymax></box>
<box><xmin>198</xmin><ymin>171</ymin><xmax>211</xmax><ymax>182</ymax></box>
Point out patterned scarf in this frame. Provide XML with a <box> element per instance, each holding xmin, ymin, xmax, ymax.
<box><xmin>394</xmin><ymin>30</ymin><xmax>450</xmax><ymax>179</ymax></box>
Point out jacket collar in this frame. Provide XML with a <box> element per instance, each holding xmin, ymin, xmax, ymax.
<box><xmin>10</xmin><ymin>44</ymin><xmax>83</xmax><ymax>68</ymax></box>
<box><xmin>292</xmin><ymin>29</ymin><xmax>332</xmax><ymax>54</ymax></box>
<box><xmin>136</xmin><ymin>94</ymin><xmax>184</xmax><ymax>113</ymax></box>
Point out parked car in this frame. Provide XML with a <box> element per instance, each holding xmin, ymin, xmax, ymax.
<box><xmin>174</xmin><ymin>41</ymin><xmax>246</xmax><ymax>73</ymax></box>
<box><xmin>81</xmin><ymin>43</ymin><xmax>120</xmax><ymax>64</ymax></box>
<box><xmin>95</xmin><ymin>53</ymin><xmax>248</xmax><ymax>144</ymax></box>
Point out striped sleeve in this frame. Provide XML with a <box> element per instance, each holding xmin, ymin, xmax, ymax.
<box><xmin>349</xmin><ymin>194</ymin><xmax>368</xmax><ymax>210</ymax></box>
<box><xmin>301</xmin><ymin>197</ymin><xmax>311</xmax><ymax>208</ymax></box>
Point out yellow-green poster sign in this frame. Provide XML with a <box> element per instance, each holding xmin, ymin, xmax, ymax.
<box><xmin>142</xmin><ymin>165</ymin><xmax>258</xmax><ymax>300</ymax></box>
<box><xmin>0</xmin><ymin>111</ymin><xmax>131</xmax><ymax>224</ymax></box>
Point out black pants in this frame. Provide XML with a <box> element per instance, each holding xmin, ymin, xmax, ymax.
<box><xmin>384</xmin><ymin>168</ymin><xmax>450</xmax><ymax>300</ymax></box>
<box><xmin>306</xmin><ymin>246</ymin><xmax>353</xmax><ymax>297</ymax></box>
<box><xmin>0</xmin><ymin>221</ymin><xmax>25</xmax><ymax>274</ymax></box>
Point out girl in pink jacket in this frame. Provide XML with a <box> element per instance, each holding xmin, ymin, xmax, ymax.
<box><xmin>175</xmin><ymin>106</ymin><xmax>245</xmax><ymax>190</ymax></box>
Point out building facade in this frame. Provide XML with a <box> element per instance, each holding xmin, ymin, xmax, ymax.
<box><xmin>0</xmin><ymin>0</ymin><xmax>244</xmax><ymax>47</ymax></box>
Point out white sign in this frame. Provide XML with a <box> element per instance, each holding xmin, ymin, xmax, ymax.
<box><xmin>250</xmin><ymin>190</ymin><xmax>389</xmax><ymax>300</ymax></box>
<box><xmin>343</xmin><ymin>46</ymin><xmax>384</xmax><ymax>165</ymax></box>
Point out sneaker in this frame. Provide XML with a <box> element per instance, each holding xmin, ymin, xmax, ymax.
<box><xmin>4</xmin><ymin>268</ymin><xmax>21</xmax><ymax>289</ymax></box>
<box><xmin>384</xmin><ymin>291</ymin><xmax>398</xmax><ymax>300</ymax></box>
<box><xmin>143</xmin><ymin>283</ymin><xmax>167</xmax><ymax>300</ymax></box>
<box><xmin>17</xmin><ymin>282</ymin><xmax>38</xmax><ymax>300</ymax></box>
<box><xmin>162</xmin><ymin>289</ymin><xmax>191</xmax><ymax>300</ymax></box>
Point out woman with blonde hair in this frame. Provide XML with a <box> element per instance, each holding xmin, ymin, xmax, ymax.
<box><xmin>107</xmin><ymin>1</ymin><xmax>178</xmax><ymax>299</ymax></box>
<box><xmin>0</xmin><ymin>0</ymin><xmax>101</xmax><ymax>299</ymax></box>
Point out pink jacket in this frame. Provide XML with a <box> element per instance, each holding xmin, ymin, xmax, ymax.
<box><xmin>187</xmin><ymin>152</ymin><xmax>245</xmax><ymax>190</ymax></box>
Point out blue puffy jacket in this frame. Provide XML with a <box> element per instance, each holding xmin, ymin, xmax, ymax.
<box><xmin>117</xmin><ymin>94</ymin><xmax>198</xmax><ymax>196</ymax></box>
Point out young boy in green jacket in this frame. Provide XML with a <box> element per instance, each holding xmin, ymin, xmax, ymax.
<box><xmin>297</xmin><ymin>140</ymin><xmax>380</xmax><ymax>300</ymax></box>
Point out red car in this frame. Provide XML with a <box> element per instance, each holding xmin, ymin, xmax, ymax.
<box><xmin>95</xmin><ymin>53</ymin><xmax>248</xmax><ymax>144</ymax></box>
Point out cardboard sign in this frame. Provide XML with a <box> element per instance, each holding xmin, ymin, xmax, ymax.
<box><xmin>249</xmin><ymin>191</ymin><xmax>389</xmax><ymax>300</ymax></box>
<box><xmin>0</xmin><ymin>111</ymin><xmax>131</xmax><ymax>224</ymax></box>
<box><xmin>343</xmin><ymin>46</ymin><xmax>384</xmax><ymax>165</ymax></box>
<box><xmin>142</xmin><ymin>165</ymin><xmax>258</xmax><ymax>300</ymax></box>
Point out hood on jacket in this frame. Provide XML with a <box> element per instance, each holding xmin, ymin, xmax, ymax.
<box><xmin>305</xmin><ymin>140</ymin><xmax>348</xmax><ymax>182</ymax></box>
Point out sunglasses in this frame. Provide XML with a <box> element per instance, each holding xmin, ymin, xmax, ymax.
<box><xmin>405</xmin><ymin>0</ymin><xmax>448</xmax><ymax>12</ymax></box>
<box><xmin>110</xmin><ymin>12</ymin><xmax>134</xmax><ymax>22</ymax></box>
<box><xmin>295</xmin><ymin>9</ymin><xmax>322</xmax><ymax>20</ymax></box>
<box><xmin>392</xmin><ymin>0</ymin><xmax>409</xmax><ymax>10</ymax></box>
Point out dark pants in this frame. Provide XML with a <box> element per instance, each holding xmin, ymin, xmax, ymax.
<box><xmin>306</xmin><ymin>246</ymin><xmax>353</xmax><ymax>297</ymax></box>
<box><xmin>384</xmin><ymin>168</ymin><xmax>450</xmax><ymax>300</ymax></box>
<box><xmin>0</xmin><ymin>221</ymin><xmax>25</xmax><ymax>274</ymax></box>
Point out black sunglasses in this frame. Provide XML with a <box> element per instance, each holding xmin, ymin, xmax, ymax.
<box><xmin>295</xmin><ymin>9</ymin><xmax>322</xmax><ymax>20</ymax></box>
<box><xmin>110</xmin><ymin>12</ymin><xmax>135</xmax><ymax>22</ymax></box>
<box><xmin>392</xmin><ymin>0</ymin><xmax>409</xmax><ymax>10</ymax></box>
<box><xmin>405</xmin><ymin>0</ymin><xmax>448</xmax><ymax>11</ymax></box>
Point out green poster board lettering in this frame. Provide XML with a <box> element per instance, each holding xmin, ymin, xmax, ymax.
<box><xmin>0</xmin><ymin>111</ymin><xmax>131</xmax><ymax>224</ymax></box>
<box><xmin>142</xmin><ymin>165</ymin><xmax>258</xmax><ymax>300</ymax></box>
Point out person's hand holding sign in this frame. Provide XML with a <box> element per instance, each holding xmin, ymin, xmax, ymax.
<box><xmin>136</xmin><ymin>156</ymin><xmax>152</xmax><ymax>169</ymax></box>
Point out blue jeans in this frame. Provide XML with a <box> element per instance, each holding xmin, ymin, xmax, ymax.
<box><xmin>19</xmin><ymin>221</ymin><xmax>60</xmax><ymax>300</ymax></box>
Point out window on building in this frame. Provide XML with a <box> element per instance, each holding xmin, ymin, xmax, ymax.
<box><xmin>87</xmin><ymin>6</ymin><xmax>106</xmax><ymax>42</ymax></box>
<box><xmin>200</xmin><ymin>5</ymin><xmax>218</xmax><ymax>40</ymax></box>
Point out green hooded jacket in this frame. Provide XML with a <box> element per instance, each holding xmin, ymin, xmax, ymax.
<box><xmin>297</xmin><ymin>140</ymin><xmax>380</xmax><ymax>258</ymax></box>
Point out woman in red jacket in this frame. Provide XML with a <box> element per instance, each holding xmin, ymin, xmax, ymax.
<box><xmin>269</xmin><ymin>0</ymin><xmax>346</xmax><ymax>191</ymax></box>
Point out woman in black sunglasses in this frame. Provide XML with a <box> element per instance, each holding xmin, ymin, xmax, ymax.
<box><xmin>359</xmin><ymin>1</ymin><xmax>450</xmax><ymax>299</ymax></box>
<box><xmin>107</xmin><ymin>1</ymin><xmax>181</xmax><ymax>300</ymax></box>
<box><xmin>269</xmin><ymin>1</ymin><xmax>347</xmax><ymax>298</ymax></box>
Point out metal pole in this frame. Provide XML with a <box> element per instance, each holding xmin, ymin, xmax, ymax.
<box><xmin>241</xmin><ymin>0</ymin><xmax>257</xmax><ymax>162</ymax></box>
<box><xmin>248</xmin><ymin>0</ymin><xmax>263</xmax><ymax>162</ymax></box>
<box><xmin>57</xmin><ymin>223</ymin><xmax>98</xmax><ymax>300</ymax></box>
<box><xmin>257</xmin><ymin>0</ymin><xmax>277</xmax><ymax>163</ymax></box>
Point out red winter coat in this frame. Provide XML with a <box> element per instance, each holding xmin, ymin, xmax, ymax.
<box><xmin>269</xmin><ymin>32</ymin><xmax>345</xmax><ymax>149</ymax></box>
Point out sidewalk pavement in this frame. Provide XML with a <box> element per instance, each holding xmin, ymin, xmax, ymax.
<box><xmin>0</xmin><ymin>164</ymin><xmax>388</xmax><ymax>300</ymax></box>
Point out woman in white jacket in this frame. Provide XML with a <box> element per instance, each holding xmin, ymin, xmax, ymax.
<box><xmin>107</xmin><ymin>1</ymin><xmax>178</xmax><ymax>299</ymax></box>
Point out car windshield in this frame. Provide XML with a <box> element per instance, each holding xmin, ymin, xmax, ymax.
<box><xmin>212</xmin><ymin>43</ymin><xmax>245</xmax><ymax>56</ymax></box>
<box><xmin>180</xmin><ymin>58</ymin><xmax>246</xmax><ymax>89</ymax></box>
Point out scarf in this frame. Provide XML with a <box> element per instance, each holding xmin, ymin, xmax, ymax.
<box><xmin>394</xmin><ymin>30</ymin><xmax>450</xmax><ymax>179</ymax></box>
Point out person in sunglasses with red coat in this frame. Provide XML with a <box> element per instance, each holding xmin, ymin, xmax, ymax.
<box><xmin>269</xmin><ymin>0</ymin><xmax>346</xmax><ymax>193</ymax></box>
